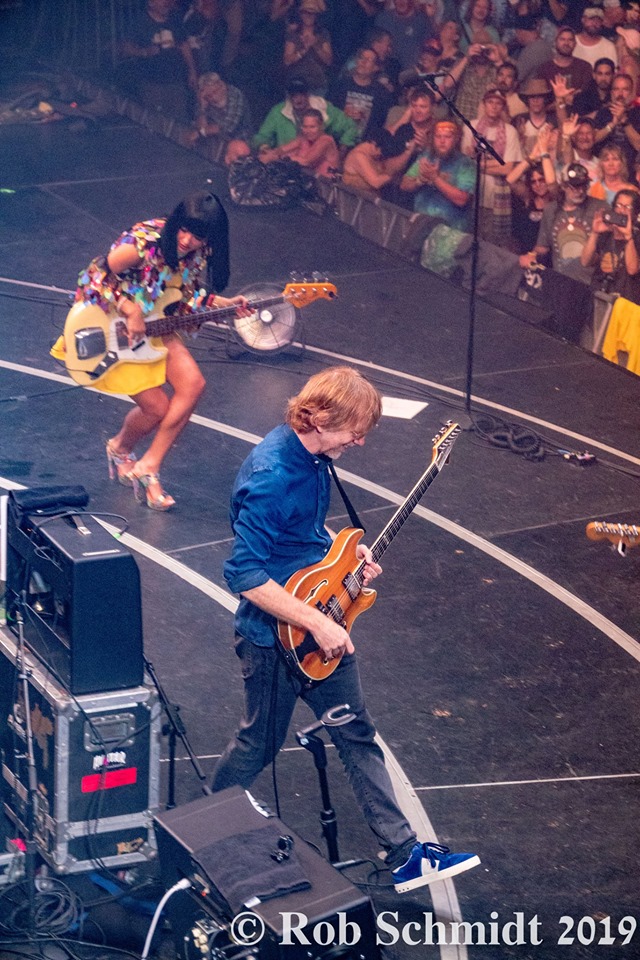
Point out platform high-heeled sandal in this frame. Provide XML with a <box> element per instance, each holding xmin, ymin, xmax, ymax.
<box><xmin>106</xmin><ymin>440</ymin><xmax>137</xmax><ymax>486</ymax></box>
<box><xmin>128</xmin><ymin>472</ymin><xmax>175</xmax><ymax>511</ymax></box>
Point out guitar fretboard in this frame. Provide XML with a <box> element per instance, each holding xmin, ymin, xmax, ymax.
<box><xmin>145</xmin><ymin>295</ymin><xmax>286</xmax><ymax>337</ymax></box>
<box><xmin>347</xmin><ymin>423</ymin><xmax>460</xmax><ymax>590</ymax></box>
<box><xmin>352</xmin><ymin>461</ymin><xmax>440</xmax><ymax>589</ymax></box>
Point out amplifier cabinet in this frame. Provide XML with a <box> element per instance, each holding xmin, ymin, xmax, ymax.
<box><xmin>0</xmin><ymin>629</ymin><xmax>161</xmax><ymax>874</ymax></box>
<box><xmin>5</xmin><ymin>510</ymin><xmax>143</xmax><ymax>694</ymax></box>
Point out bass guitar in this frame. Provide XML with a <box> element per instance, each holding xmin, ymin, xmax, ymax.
<box><xmin>277</xmin><ymin>420</ymin><xmax>461</xmax><ymax>685</ymax></box>
<box><xmin>60</xmin><ymin>280</ymin><xmax>337</xmax><ymax>389</ymax></box>
<box><xmin>586</xmin><ymin>521</ymin><xmax>640</xmax><ymax>556</ymax></box>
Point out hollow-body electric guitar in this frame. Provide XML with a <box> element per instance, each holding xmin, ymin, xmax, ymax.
<box><xmin>586</xmin><ymin>521</ymin><xmax>640</xmax><ymax>556</ymax></box>
<box><xmin>61</xmin><ymin>281</ymin><xmax>337</xmax><ymax>390</ymax></box>
<box><xmin>277</xmin><ymin>421</ymin><xmax>461</xmax><ymax>685</ymax></box>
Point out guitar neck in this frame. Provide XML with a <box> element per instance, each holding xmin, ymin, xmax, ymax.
<box><xmin>354</xmin><ymin>462</ymin><xmax>439</xmax><ymax>586</ymax></box>
<box><xmin>144</xmin><ymin>295</ymin><xmax>285</xmax><ymax>338</ymax></box>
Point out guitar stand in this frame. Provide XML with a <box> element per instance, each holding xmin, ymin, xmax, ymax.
<box><xmin>295</xmin><ymin>705</ymin><xmax>367</xmax><ymax>871</ymax></box>
<box><xmin>144</xmin><ymin>656</ymin><xmax>212</xmax><ymax>808</ymax></box>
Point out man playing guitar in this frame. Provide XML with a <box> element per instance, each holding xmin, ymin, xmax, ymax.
<box><xmin>212</xmin><ymin>366</ymin><xmax>480</xmax><ymax>892</ymax></box>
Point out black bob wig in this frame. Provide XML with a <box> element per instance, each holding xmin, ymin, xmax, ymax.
<box><xmin>160</xmin><ymin>191</ymin><xmax>230</xmax><ymax>293</ymax></box>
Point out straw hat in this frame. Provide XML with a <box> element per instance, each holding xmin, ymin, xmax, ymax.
<box><xmin>519</xmin><ymin>78</ymin><xmax>553</xmax><ymax>100</ymax></box>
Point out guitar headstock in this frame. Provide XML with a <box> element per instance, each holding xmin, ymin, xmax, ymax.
<box><xmin>586</xmin><ymin>521</ymin><xmax>640</xmax><ymax>556</ymax></box>
<box><xmin>282</xmin><ymin>278</ymin><xmax>337</xmax><ymax>308</ymax></box>
<box><xmin>432</xmin><ymin>420</ymin><xmax>461</xmax><ymax>470</ymax></box>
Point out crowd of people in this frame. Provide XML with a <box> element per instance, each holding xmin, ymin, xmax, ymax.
<box><xmin>112</xmin><ymin>0</ymin><xmax>640</xmax><ymax>306</ymax></box>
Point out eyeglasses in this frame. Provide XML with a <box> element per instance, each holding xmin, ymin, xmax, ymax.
<box><xmin>530</xmin><ymin>177</ymin><xmax>545</xmax><ymax>184</ymax></box>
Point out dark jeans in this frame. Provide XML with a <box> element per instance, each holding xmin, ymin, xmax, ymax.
<box><xmin>211</xmin><ymin>636</ymin><xmax>416</xmax><ymax>867</ymax></box>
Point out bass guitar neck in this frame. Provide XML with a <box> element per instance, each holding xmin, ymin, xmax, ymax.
<box><xmin>60</xmin><ymin>279</ymin><xmax>337</xmax><ymax>389</ymax></box>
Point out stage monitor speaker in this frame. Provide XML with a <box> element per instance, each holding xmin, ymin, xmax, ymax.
<box><xmin>154</xmin><ymin>787</ymin><xmax>381</xmax><ymax>960</ymax></box>
<box><xmin>5</xmin><ymin>495</ymin><xmax>143</xmax><ymax>695</ymax></box>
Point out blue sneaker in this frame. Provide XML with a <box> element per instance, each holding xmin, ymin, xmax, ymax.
<box><xmin>392</xmin><ymin>842</ymin><xmax>480</xmax><ymax>893</ymax></box>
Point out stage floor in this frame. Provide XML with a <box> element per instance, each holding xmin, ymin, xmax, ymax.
<box><xmin>1</xmin><ymin>110</ymin><xmax>640</xmax><ymax>960</ymax></box>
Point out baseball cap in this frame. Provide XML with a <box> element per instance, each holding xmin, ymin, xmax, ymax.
<box><xmin>483</xmin><ymin>86</ymin><xmax>507</xmax><ymax>104</ymax></box>
<box><xmin>286</xmin><ymin>77</ymin><xmax>310</xmax><ymax>96</ymax></box>
<box><xmin>564</xmin><ymin>162</ymin><xmax>590</xmax><ymax>187</ymax></box>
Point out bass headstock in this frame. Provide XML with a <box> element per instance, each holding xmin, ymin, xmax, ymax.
<box><xmin>282</xmin><ymin>277</ymin><xmax>337</xmax><ymax>309</ymax></box>
<box><xmin>432</xmin><ymin>420</ymin><xmax>461</xmax><ymax>470</ymax></box>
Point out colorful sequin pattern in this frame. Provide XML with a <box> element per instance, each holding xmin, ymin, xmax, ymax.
<box><xmin>76</xmin><ymin>219</ymin><xmax>207</xmax><ymax>315</ymax></box>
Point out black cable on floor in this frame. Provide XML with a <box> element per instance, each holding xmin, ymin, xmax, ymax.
<box><xmin>471</xmin><ymin>413</ymin><xmax>546</xmax><ymax>461</ymax></box>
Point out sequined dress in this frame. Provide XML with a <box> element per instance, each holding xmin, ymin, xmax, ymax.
<box><xmin>76</xmin><ymin>218</ymin><xmax>206</xmax><ymax>316</ymax></box>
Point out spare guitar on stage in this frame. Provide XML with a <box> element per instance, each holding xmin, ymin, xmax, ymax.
<box><xmin>277</xmin><ymin>420</ymin><xmax>461</xmax><ymax>685</ymax></box>
<box><xmin>586</xmin><ymin>521</ymin><xmax>640</xmax><ymax>556</ymax></box>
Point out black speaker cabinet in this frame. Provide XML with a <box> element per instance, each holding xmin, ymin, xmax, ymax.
<box><xmin>154</xmin><ymin>788</ymin><xmax>381</xmax><ymax>960</ymax></box>
<box><xmin>5</xmin><ymin>509</ymin><xmax>143</xmax><ymax>694</ymax></box>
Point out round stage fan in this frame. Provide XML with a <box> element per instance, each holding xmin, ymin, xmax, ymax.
<box><xmin>229</xmin><ymin>282</ymin><xmax>299</xmax><ymax>354</ymax></box>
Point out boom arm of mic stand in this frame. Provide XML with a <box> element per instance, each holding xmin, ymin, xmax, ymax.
<box><xmin>420</xmin><ymin>75</ymin><xmax>505</xmax><ymax>166</ymax></box>
<box><xmin>144</xmin><ymin>656</ymin><xmax>212</xmax><ymax>803</ymax></box>
<box><xmin>420</xmin><ymin>76</ymin><xmax>504</xmax><ymax>417</ymax></box>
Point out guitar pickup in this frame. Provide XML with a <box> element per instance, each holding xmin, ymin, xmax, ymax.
<box><xmin>342</xmin><ymin>573</ymin><xmax>360</xmax><ymax>600</ymax></box>
<box><xmin>75</xmin><ymin>327</ymin><xmax>107</xmax><ymax>360</ymax></box>
<box><xmin>326</xmin><ymin>596</ymin><xmax>345</xmax><ymax>621</ymax></box>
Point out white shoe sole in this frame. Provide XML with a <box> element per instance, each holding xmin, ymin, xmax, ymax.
<box><xmin>394</xmin><ymin>854</ymin><xmax>481</xmax><ymax>893</ymax></box>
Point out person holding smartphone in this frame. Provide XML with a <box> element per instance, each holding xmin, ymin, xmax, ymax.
<box><xmin>581</xmin><ymin>187</ymin><xmax>640</xmax><ymax>302</ymax></box>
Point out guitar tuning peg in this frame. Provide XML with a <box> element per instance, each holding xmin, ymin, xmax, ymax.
<box><xmin>289</xmin><ymin>271</ymin><xmax>302</xmax><ymax>283</ymax></box>
<box><xmin>311</xmin><ymin>271</ymin><xmax>323</xmax><ymax>282</ymax></box>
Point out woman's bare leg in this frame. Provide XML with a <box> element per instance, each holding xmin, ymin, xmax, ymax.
<box><xmin>133</xmin><ymin>335</ymin><xmax>205</xmax><ymax>476</ymax></box>
<box><xmin>108</xmin><ymin>336</ymin><xmax>205</xmax><ymax>504</ymax></box>
<box><xmin>110</xmin><ymin>389</ymin><xmax>169</xmax><ymax>456</ymax></box>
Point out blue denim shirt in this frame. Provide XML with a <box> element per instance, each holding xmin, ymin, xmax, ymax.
<box><xmin>223</xmin><ymin>423</ymin><xmax>333</xmax><ymax>647</ymax></box>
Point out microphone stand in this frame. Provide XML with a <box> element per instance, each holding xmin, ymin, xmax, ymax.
<box><xmin>14</xmin><ymin>594</ymin><xmax>39</xmax><ymax>938</ymax></box>
<box><xmin>420</xmin><ymin>72</ymin><xmax>505</xmax><ymax>416</ymax></box>
<box><xmin>144</xmin><ymin>656</ymin><xmax>212</xmax><ymax>807</ymax></box>
<box><xmin>296</xmin><ymin>704</ymin><xmax>366</xmax><ymax>870</ymax></box>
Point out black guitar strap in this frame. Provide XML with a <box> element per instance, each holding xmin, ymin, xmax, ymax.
<box><xmin>327</xmin><ymin>460</ymin><xmax>365</xmax><ymax>532</ymax></box>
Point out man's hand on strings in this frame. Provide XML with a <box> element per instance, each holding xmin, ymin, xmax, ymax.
<box><xmin>356</xmin><ymin>543</ymin><xmax>382</xmax><ymax>585</ymax></box>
